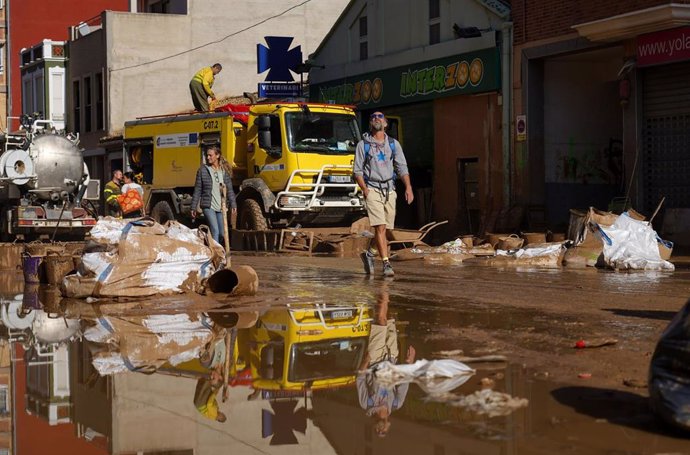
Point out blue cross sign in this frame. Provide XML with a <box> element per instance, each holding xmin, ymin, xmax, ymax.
<box><xmin>257</xmin><ymin>36</ymin><xmax>302</xmax><ymax>82</ymax></box>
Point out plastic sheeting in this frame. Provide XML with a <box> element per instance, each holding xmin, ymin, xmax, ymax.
<box><xmin>63</xmin><ymin>218</ymin><xmax>225</xmax><ymax>297</ymax></box>
<box><xmin>373</xmin><ymin>359</ymin><xmax>476</xmax><ymax>395</ymax></box>
<box><xmin>596</xmin><ymin>213</ymin><xmax>674</xmax><ymax>271</ymax></box>
<box><xmin>84</xmin><ymin>313</ymin><xmax>215</xmax><ymax>375</ymax></box>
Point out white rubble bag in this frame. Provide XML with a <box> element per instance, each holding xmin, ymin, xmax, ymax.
<box><xmin>596</xmin><ymin>212</ymin><xmax>674</xmax><ymax>271</ymax></box>
<box><xmin>62</xmin><ymin>218</ymin><xmax>225</xmax><ymax>298</ymax></box>
<box><xmin>84</xmin><ymin>313</ymin><xmax>216</xmax><ymax>375</ymax></box>
<box><xmin>374</xmin><ymin>359</ymin><xmax>476</xmax><ymax>395</ymax></box>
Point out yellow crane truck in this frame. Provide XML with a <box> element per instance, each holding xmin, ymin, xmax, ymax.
<box><xmin>244</xmin><ymin>303</ymin><xmax>371</xmax><ymax>393</ymax></box>
<box><xmin>163</xmin><ymin>303</ymin><xmax>372</xmax><ymax>394</ymax></box>
<box><xmin>122</xmin><ymin>102</ymin><xmax>365</xmax><ymax>230</ymax></box>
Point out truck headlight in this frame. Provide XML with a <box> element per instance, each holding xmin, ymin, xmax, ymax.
<box><xmin>279</xmin><ymin>195</ymin><xmax>308</xmax><ymax>207</ymax></box>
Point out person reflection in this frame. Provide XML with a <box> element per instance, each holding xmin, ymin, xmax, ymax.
<box><xmin>357</xmin><ymin>281</ymin><xmax>416</xmax><ymax>438</ymax></box>
<box><xmin>193</xmin><ymin>364</ymin><xmax>227</xmax><ymax>423</ymax></box>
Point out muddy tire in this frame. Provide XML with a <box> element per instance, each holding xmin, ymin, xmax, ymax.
<box><xmin>150</xmin><ymin>200</ymin><xmax>175</xmax><ymax>225</ymax></box>
<box><xmin>238</xmin><ymin>199</ymin><xmax>268</xmax><ymax>231</ymax></box>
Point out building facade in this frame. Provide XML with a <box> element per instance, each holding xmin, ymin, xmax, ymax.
<box><xmin>513</xmin><ymin>0</ymin><xmax>690</xmax><ymax>241</ymax></box>
<box><xmin>67</xmin><ymin>0</ymin><xmax>349</xmax><ymax>204</ymax></box>
<box><xmin>19</xmin><ymin>40</ymin><xmax>68</xmax><ymax>130</ymax></box>
<box><xmin>0</xmin><ymin>4</ymin><xmax>7</xmax><ymax>132</ymax></box>
<box><xmin>6</xmin><ymin>0</ymin><xmax>130</xmax><ymax>128</ymax></box>
<box><xmin>309</xmin><ymin>0</ymin><xmax>512</xmax><ymax>234</ymax></box>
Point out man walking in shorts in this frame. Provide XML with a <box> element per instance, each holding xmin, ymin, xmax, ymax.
<box><xmin>354</xmin><ymin>111</ymin><xmax>414</xmax><ymax>277</ymax></box>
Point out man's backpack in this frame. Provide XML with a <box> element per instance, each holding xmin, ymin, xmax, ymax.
<box><xmin>363</xmin><ymin>136</ymin><xmax>396</xmax><ymax>160</ymax></box>
<box><xmin>363</xmin><ymin>136</ymin><xmax>397</xmax><ymax>183</ymax></box>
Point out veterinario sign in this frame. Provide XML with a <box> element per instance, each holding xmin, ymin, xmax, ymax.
<box><xmin>311</xmin><ymin>47</ymin><xmax>500</xmax><ymax>108</ymax></box>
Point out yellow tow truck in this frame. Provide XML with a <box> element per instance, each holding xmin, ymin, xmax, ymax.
<box><xmin>122</xmin><ymin>102</ymin><xmax>365</xmax><ymax>229</ymax></box>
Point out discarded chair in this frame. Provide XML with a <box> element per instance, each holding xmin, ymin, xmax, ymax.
<box><xmin>387</xmin><ymin>220</ymin><xmax>448</xmax><ymax>249</ymax></box>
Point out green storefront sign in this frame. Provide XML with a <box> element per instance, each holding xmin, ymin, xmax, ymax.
<box><xmin>310</xmin><ymin>47</ymin><xmax>500</xmax><ymax>108</ymax></box>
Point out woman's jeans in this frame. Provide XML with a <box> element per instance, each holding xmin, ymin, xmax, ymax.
<box><xmin>202</xmin><ymin>208</ymin><xmax>225</xmax><ymax>245</ymax></box>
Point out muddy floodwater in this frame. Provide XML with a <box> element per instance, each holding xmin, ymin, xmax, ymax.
<box><xmin>1</xmin><ymin>254</ymin><xmax>690</xmax><ymax>454</ymax></box>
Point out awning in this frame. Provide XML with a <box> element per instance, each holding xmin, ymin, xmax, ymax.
<box><xmin>572</xmin><ymin>3</ymin><xmax>690</xmax><ymax>42</ymax></box>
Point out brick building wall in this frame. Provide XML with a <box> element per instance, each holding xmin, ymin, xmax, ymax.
<box><xmin>0</xmin><ymin>3</ymin><xmax>6</xmax><ymax>130</ymax></box>
<box><xmin>512</xmin><ymin>0</ymin><xmax>690</xmax><ymax>45</ymax></box>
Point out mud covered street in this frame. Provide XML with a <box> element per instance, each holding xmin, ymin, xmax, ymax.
<box><xmin>3</xmin><ymin>254</ymin><xmax>690</xmax><ymax>454</ymax></box>
<box><xmin>237</xmin><ymin>254</ymin><xmax>690</xmax><ymax>453</ymax></box>
<box><xmin>244</xmin><ymin>254</ymin><xmax>690</xmax><ymax>388</ymax></box>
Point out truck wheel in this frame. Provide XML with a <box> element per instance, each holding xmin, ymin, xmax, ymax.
<box><xmin>151</xmin><ymin>201</ymin><xmax>175</xmax><ymax>225</ymax></box>
<box><xmin>238</xmin><ymin>199</ymin><xmax>268</xmax><ymax>231</ymax></box>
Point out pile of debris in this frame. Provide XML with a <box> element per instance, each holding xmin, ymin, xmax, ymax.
<box><xmin>397</xmin><ymin>207</ymin><xmax>674</xmax><ymax>271</ymax></box>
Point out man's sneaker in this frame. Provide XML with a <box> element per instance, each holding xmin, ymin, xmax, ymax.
<box><xmin>383</xmin><ymin>261</ymin><xmax>395</xmax><ymax>277</ymax></box>
<box><xmin>360</xmin><ymin>251</ymin><xmax>375</xmax><ymax>274</ymax></box>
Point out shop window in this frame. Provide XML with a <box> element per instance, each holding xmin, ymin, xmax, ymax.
<box><xmin>22</xmin><ymin>77</ymin><xmax>32</xmax><ymax>116</ymax></box>
<box><xmin>140</xmin><ymin>0</ymin><xmax>187</xmax><ymax>14</ymax></box>
<box><xmin>21</xmin><ymin>50</ymin><xmax>31</xmax><ymax>66</ymax></box>
<box><xmin>429</xmin><ymin>0</ymin><xmax>441</xmax><ymax>45</ymax></box>
<box><xmin>359</xmin><ymin>16</ymin><xmax>368</xmax><ymax>60</ymax></box>
<box><xmin>84</xmin><ymin>76</ymin><xmax>92</xmax><ymax>132</ymax></box>
<box><xmin>0</xmin><ymin>386</ymin><xmax>8</xmax><ymax>414</ymax></box>
<box><xmin>50</xmin><ymin>68</ymin><xmax>65</xmax><ymax>123</ymax></box>
<box><xmin>73</xmin><ymin>80</ymin><xmax>80</xmax><ymax>133</ymax></box>
<box><xmin>96</xmin><ymin>72</ymin><xmax>104</xmax><ymax>131</ymax></box>
<box><xmin>429</xmin><ymin>0</ymin><xmax>440</xmax><ymax>19</ymax></box>
<box><xmin>429</xmin><ymin>23</ymin><xmax>440</xmax><ymax>45</ymax></box>
<box><xmin>34</xmin><ymin>74</ymin><xmax>44</xmax><ymax>118</ymax></box>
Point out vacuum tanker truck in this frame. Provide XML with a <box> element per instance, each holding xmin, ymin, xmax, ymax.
<box><xmin>0</xmin><ymin>116</ymin><xmax>98</xmax><ymax>240</ymax></box>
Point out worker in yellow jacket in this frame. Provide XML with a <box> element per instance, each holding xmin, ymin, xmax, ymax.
<box><xmin>193</xmin><ymin>367</ymin><xmax>227</xmax><ymax>422</ymax></box>
<box><xmin>190</xmin><ymin>63</ymin><xmax>223</xmax><ymax>112</ymax></box>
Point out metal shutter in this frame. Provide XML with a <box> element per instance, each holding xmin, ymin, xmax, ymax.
<box><xmin>642</xmin><ymin>61</ymin><xmax>690</xmax><ymax>211</ymax></box>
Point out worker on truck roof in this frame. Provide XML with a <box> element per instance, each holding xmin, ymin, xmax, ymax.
<box><xmin>190</xmin><ymin>63</ymin><xmax>222</xmax><ymax>112</ymax></box>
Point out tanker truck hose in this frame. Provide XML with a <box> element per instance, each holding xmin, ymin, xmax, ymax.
<box><xmin>205</xmin><ymin>265</ymin><xmax>259</xmax><ymax>297</ymax></box>
<box><xmin>50</xmin><ymin>200</ymin><xmax>68</xmax><ymax>242</ymax></box>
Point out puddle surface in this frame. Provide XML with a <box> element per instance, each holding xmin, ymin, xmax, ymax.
<box><xmin>1</xmin><ymin>255</ymin><xmax>689</xmax><ymax>454</ymax></box>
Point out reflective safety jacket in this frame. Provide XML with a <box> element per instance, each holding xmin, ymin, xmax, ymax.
<box><xmin>192</xmin><ymin>67</ymin><xmax>215</xmax><ymax>98</ymax></box>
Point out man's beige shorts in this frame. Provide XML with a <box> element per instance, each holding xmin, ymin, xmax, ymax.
<box><xmin>368</xmin><ymin>320</ymin><xmax>399</xmax><ymax>364</ymax></box>
<box><xmin>365</xmin><ymin>187</ymin><xmax>396</xmax><ymax>229</ymax></box>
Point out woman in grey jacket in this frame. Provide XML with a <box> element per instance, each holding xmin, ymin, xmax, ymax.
<box><xmin>191</xmin><ymin>146</ymin><xmax>237</xmax><ymax>245</ymax></box>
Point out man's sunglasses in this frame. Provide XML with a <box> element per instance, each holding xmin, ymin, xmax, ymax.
<box><xmin>370</xmin><ymin>113</ymin><xmax>385</xmax><ymax>119</ymax></box>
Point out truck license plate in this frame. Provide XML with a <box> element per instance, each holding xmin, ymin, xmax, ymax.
<box><xmin>329</xmin><ymin>175</ymin><xmax>350</xmax><ymax>183</ymax></box>
<box><xmin>330</xmin><ymin>310</ymin><xmax>353</xmax><ymax>319</ymax></box>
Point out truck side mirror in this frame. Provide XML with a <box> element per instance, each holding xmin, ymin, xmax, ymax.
<box><xmin>256</xmin><ymin>114</ymin><xmax>282</xmax><ymax>159</ymax></box>
<box><xmin>256</xmin><ymin>115</ymin><xmax>271</xmax><ymax>129</ymax></box>
<box><xmin>260</xmin><ymin>345</ymin><xmax>276</xmax><ymax>380</ymax></box>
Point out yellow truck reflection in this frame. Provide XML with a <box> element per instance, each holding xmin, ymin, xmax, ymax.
<box><xmin>244</xmin><ymin>303</ymin><xmax>371</xmax><ymax>392</ymax></box>
<box><xmin>168</xmin><ymin>303</ymin><xmax>372</xmax><ymax>393</ymax></box>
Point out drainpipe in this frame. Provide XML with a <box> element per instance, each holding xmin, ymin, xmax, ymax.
<box><xmin>6</xmin><ymin>0</ymin><xmax>11</xmax><ymax>129</ymax></box>
<box><xmin>501</xmin><ymin>21</ymin><xmax>513</xmax><ymax>208</ymax></box>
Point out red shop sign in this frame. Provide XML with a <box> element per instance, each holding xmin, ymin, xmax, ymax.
<box><xmin>637</xmin><ymin>26</ymin><xmax>690</xmax><ymax>67</ymax></box>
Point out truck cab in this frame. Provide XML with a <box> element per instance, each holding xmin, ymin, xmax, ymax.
<box><xmin>122</xmin><ymin>102</ymin><xmax>365</xmax><ymax>230</ymax></box>
<box><xmin>244</xmin><ymin>303</ymin><xmax>371</xmax><ymax>393</ymax></box>
<box><xmin>161</xmin><ymin>303</ymin><xmax>372</xmax><ymax>394</ymax></box>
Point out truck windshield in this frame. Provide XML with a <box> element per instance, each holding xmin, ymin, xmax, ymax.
<box><xmin>288</xmin><ymin>337</ymin><xmax>366</xmax><ymax>382</ymax></box>
<box><xmin>285</xmin><ymin>112</ymin><xmax>360</xmax><ymax>154</ymax></box>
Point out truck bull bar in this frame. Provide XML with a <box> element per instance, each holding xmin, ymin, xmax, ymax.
<box><xmin>274</xmin><ymin>165</ymin><xmax>363</xmax><ymax>212</ymax></box>
<box><xmin>286</xmin><ymin>303</ymin><xmax>372</xmax><ymax>330</ymax></box>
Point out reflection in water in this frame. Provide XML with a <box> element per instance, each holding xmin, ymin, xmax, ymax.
<box><xmin>0</xmin><ymin>267</ymin><xmax>689</xmax><ymax>454</ymax></box>
<box><xmin>357</xmin><ymin>281</ymin><xmax>415</xmax><ymax>438</ymax></box>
